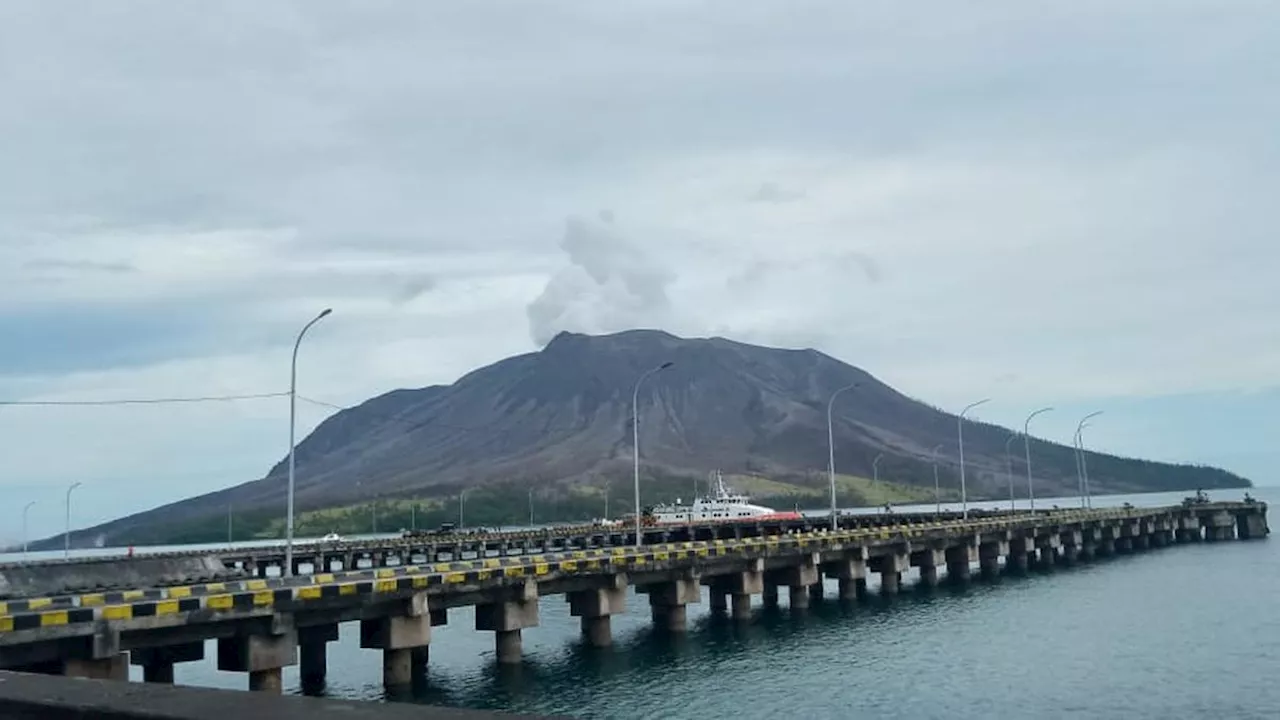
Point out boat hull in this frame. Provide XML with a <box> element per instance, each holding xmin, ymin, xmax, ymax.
<box><xmin>650</xmin><ymin>510</ymin><xmax>804</xmax><ymax>525</ymax></box>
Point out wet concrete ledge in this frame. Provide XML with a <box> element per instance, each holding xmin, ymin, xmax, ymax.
<box><xmin>0</xmin><ymin>671</ymin><xmax>559</xmax><ymax>719</ymax></box>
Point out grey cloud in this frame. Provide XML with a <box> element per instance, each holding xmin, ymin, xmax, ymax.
<box><xmin>388</xmin><ymin>275</ymin><xmax>437</xmax><ymax>306</ymax></box>
<box><xmin>23</xmin><ymin>259</ymin><xmax>137</xmax><ymax>276</ymax></box>
<box><xmin>749</xmin><ymin>182</ymin><xmax>806</xmax><ymax>204</ymax></box>
<box><xmin>841</xmin><ymin>252</ymin><xmax>882</xmax><ymax>284</ymax></box>
<box><xmin>726</xmin><ymin>250</ymin><xmax>882</xmax><ymax>292</ymax></box>
<box><xmin>527</xmin><ymin>214</ymin><xmax>675</xmax><ymax>346</ymax></box>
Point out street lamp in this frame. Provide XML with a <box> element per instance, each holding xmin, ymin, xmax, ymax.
<box><xmin>22</xmin><ymin>501</ymin><xmax>36</xmax><ymax>557</ymax></box>
<box><xmin>459</xmin><ymin>489</ymin><xmax>467</xmax><ymax>528</ymax></box>
<box><xmin>826</xmin><ymin>382</ymin><xmax>860</xmax><ymax>529</ymax></box>
<box><xmin>930</xmin><ymin>444</ymin><xmax>944</xmax><ymax>515</ymax></box>
<box><xmin>285</xmin><ymin>308</ymin><xmax>332</xmax><ymax>578</ymax></box>
<box><xmin>632</xmin><ymin>361</ymin><xmax>673</xmax><ymax>548</ymax></box>
<box><xmin>1022</xmin><ymin>407</ymin><xmax>1054</xmax><ymax>511</ymax></box>
<box><xmin>1073</xmin><ymin>426</ymin><xmax>1086</xmax><ymax>507</ymax></box>
<box><xmin>1004</xmin><ymin>433</ymin><xmax>1019</xmax><ymax>512</ymax></box>
<box><xmin>528</xmin><ymin>488</ymin><xmax>534</xmax><ymax>526</ymax></box>
<box><xmin>64</xmin><ymin>481</ymin><xmax>82</xmax><ymax>559</ymax></box>
<box><xmin>1075</xmin><ymin>411</ymin><xmax>1103</xmax><ymax>508</ymax></box>
<box><xmin>957</xmin><ymin>398</ymin><xmax>990</xmax><ymax>520</ymax></box>
<box><xmin>872</xmin><ymin>452</ymin><xmax>885</xmax><ymax>485</ymax></box>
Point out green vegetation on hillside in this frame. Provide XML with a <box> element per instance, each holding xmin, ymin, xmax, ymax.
<box><xmin>102</xmin><ymin>470</ymin><xmax>953</xmax><ymax>547</ymax></box>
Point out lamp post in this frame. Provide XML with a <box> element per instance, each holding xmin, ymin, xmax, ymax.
<box><xmin>957</xmin><ymin>398</ymin><xmax>990</xmax><ymax>520</ymax></box>
<box><xmin>64</xmin><ymin>481</ymin><xmax>82</xmax><ymax>559</ymax></box>
<box><xmin>1073</xmin><ymin>427</ymin><xmax>1086</xmax><ymax>507</ymax></box>
<box><xmin>872</xmin><ymin>452</ymin><xmax>884</xmax><ymax>485</ymax></box>
<box><xmin>1075</xmin><ymin>412</ymin><xmax>1103</xmax><ymax>508</ymax></box>
<box><xmin>1004</xmin><ymin>433</ymin><xmax>1019</xmax><ymax>512</ymax></box>
<box><xmin>632</xmin><ymin>361</ymin><xmax>673</xmax><ymax>548</ymax></box>
<box><xmin>459</xmin><ymin>489</ymin><xmax>467</xmax><ymax>528</ymax></box>
<box><xmin>227</xmin><ymin>500</ymin><xmax>233</xmax><ymax>544</ymax></box>
<box><xmin>285</xmin><ymin>308</ymin><xmax>332</xmax><ymax>578</ymax></box>
<box><xmin>1022</xmin><ymin>407</ymin><xmax>1054</xmax><ymax>512</ymax></box>
<box><xmin>826</xmin><ymin>382</ymin><xmax>860</xmax><ymax>529</ymax></box>
<box><xmin>930</xmin><ymin>444</ymin><xmax>944</xmax><ymax>515</ymax></box>
<box><xmin>22</xmin><ymin>501</ymin><xmax>36</xmax><ymax>557</ymax></box>
<box><xmin>528</xmin><ymin>488</ymin><xmax>534</xmax><ymax>526</ymax></box>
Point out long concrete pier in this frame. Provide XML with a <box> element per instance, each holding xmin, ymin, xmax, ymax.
<box><xmin>0</xmin><ymin>501</ymin><xmax>1266</xmax><ymax>695</ymax></box>
<box><xmin>5</xmin><ymin>508</ymin><xmax>1002</xmax><ymax>595</ymax></box>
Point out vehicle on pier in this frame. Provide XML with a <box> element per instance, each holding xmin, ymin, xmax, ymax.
<box><xmin>401</xmin><ymin>522</ymin><xmax>457</xmax><ymax>539</ymax></box>
<box><xmin>643</xmin><ymin>470</ymin><xmax>803</xmax><ymax>525</ymax></box>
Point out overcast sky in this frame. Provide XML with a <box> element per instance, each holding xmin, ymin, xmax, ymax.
<box><xmin>2</xmin><ymin>1</ymin><xmax>1277</xmax><ymax>541</ymax></box>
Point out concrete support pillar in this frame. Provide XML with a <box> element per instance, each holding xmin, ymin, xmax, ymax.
<box><xmin>1239</xmin><ymin>513</ymin><xmax>1270</xmax><ymax>540</ymax></box>
<box><xmin>1078</xmin><ymin>544</ymin><xmax>1095</xmax><ymax>562</ymax></box>
<box><xmin>645</xmin><ymin>572</ymin><xmax>700</xmax><ymax>631</ymax></box>
<box><xmin>362</xmin><ymin>609</ymin><xmax>433</xmax><ymax>685</ymax></box>
<box><xmin>651</xmin><ymin>602</ymin><xmax>689</xmax><ymax>631</ymax></box>
<box><xmin>412</xmin><ymin>647</ymin><xmax>430</xmax><ymax>673</ymax></box>
<box><xmin>824</xmin><ymin>549</ymin><xmax>868</xmax><ymax>600</ymax></box>
<box><xmin>581</xmin><ymin>616</ymin><xmax>612</xmax><ymax>647</ymax></box>
<box><xmin>218</xmin><ymin>630</ymin><xmax>298</xmax><ymax>694</ymax></box>
<box><xmin>881</xmin><ymin>571</ymin><xmax>900</xmax><ymax>595</ymax></box>
<box><xmin>1205</xmin><ymin>523</ymin><xmax>1235</xmax><ymax>542</ymax></box>
<box><xmin>1008</xmin><ymin>552</ymin><xmax>1029</xmax><ymax>573</ymax></box>
<box><xmin>298</xmin><ymin>624</ymin><xmax>338</xmax><ymax>688</ymax></box>
<box><xmin>383</xmin><ymin>648</ymin><xmax>413</xmax><ymax>688</ymax></box>
<box><xmin>64</xmin><ymin>654</ymin><xmax>128</xmax><ymax>681</ymax></box>
<box><xmin>722</xmin><ymin>563</ymin><xmax>763</xmax><ymax>621</ymax></box>
<box><xmin>1035</xmin><ymin>535</ymin><xmax>1060</xmax><ymax>569</ymax></box>
<box><xmin>568</xmin><ymin>581</ymin><xmax>627</xmax><ymax>648</ymax></box>
<box><xmin>710</xmin><ymin>589</ymin><xmax>729</xmax><ymax>612</ymax></box>
<box><xmin>1008</xmin><ymin>537</ymin><xmax>1034</xmax><ymax>574</ymax></box>
<box><xmin>1060</xmin><ymin>545</ymin><xmax>1079</xmax><ymax>565</ymax></box>
<box><xmin>808</xmin><ymin>582</ymin><xmax>824</xmax><ymax>603</ymax></box>
<box><xmin>946</xmin><ymin>544</ymin><xmax>975</xmax><ymax>583</ymax></box>
<box><xmin>979</xmin><ymin>540</ymin><xmax>1006</xmax><ymax>579</ymax></box>
<box><xmin>837</xmin><ymin>577</ymin><xmax>860</xmax><ymax>601</ymax></box>
<box><xmin>249</xmin><ymin>669</ymin><xmax>283</xmax><ymax>693</ymax></box>
<box><xmin>911</xmin><ymin>548</ymin><xmax>943</xmax><ymax>588</ymax></box>
<box><xmin>477</xmin><ymin>584</ymin><xmax>539</xmax><ymax>664</ymax></box>
<box><xmin>784</xmin><ymin>555</ymin><xmax>820</xmax><ymax>607</ymax></box>
<box><xmin>761</xmin><ymin>583</ymin><xmax>779</xmax><ymax>608</ymax></box>
<box><xmin>1115</xmin><ymin>537</ymin><xmax>1133</xmax><ymax>553</ymax></box>
<box><xmin>918</xmin><ymin>565</ymin><xmax>938</xmax><ymax>587</ymax></box>
<box><xmin>494</xmin><ymin>630</ymin><xmax>522</xmax><ymax>664</ymax></box>
<box><xmin>1038</xmin><ymin>547</ymin><xmax>1056</xmax><ymax>568</ymax></box>
<box><xmin>1133</xmin><ymin>535</ymin><xmax>1150</xmax><ymax>550</ymax></box>
<box><xmin>131</xmin><ymin>642</ymin><xmax>204</xmax><ymax>685</ymax></box>
<box><xmin>870</xmin><ymin>550</ymin><xmax>909</xmax><ymax>595</ymax></box>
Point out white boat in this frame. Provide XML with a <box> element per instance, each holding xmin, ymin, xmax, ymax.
<box><xmin>646</xmin><ymin>470</ymin><xmax>802</xmax><ymax>524</ymax></box>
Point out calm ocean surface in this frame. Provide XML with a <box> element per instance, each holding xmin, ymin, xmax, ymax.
<box><xmin>13</xmin><ymin>488</ymin><xmax>1280</xmax><ymax>718</ymax></box>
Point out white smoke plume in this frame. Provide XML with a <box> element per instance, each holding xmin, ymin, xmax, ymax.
<box><xmin>527</xmin><ymin>213</ymin><xmax>675</xmax><ymax>346</ymax></box>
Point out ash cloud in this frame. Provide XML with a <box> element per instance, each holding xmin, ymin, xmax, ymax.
<box><xmin>527</xmin><ymin>213</ymin><xmax>675</xmax><ymax>346</ymax></box>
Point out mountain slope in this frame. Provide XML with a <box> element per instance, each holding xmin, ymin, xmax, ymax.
<box><xmin>54</xmin><ymin>329</ymin><xmax>1249</xmax><ymax>547</ymax></box>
